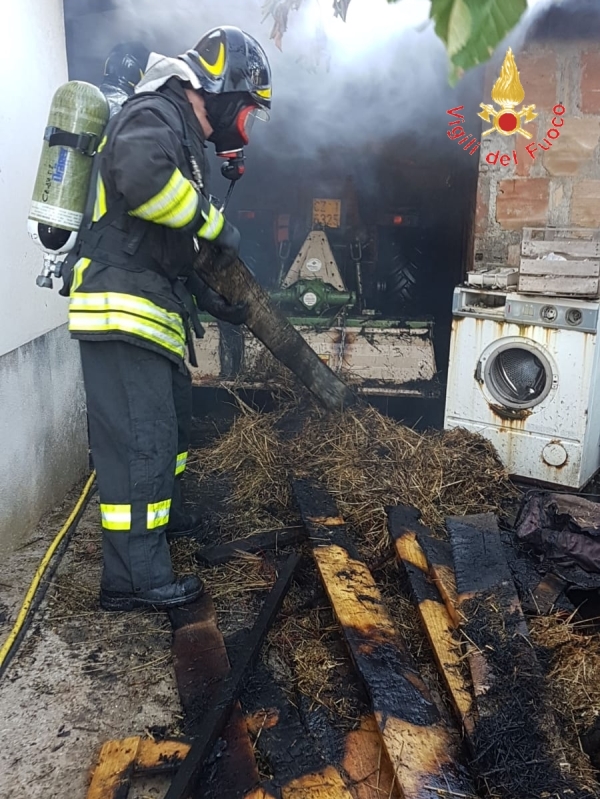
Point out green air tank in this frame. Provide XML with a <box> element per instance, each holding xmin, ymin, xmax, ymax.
<box><xmin>28</xmin><ymin>81</ymin><xmax>109</xmax><ymax>258</ymax></box>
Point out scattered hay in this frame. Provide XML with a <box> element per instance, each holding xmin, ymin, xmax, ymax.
<box><xmin>197</xmin><ymin>404</ymin><xmax>290</xmax><ymax>511</ymax></box>
<box><xmin>194</xmin><ymin>398</ymin><xmax>516</xmax><ymax>552</ymax></box>
<box><xmin>266</xmin><ymin>577</ymin><xmax>366</xmax><ymax>724</ymax></box>
<box><xmin>169</xmin><ymin>537</ymin><xmax>200</xmax><ymax>575</ymax></box>
<box><xmin>459</xmin><ymin>590</ymin><xmax>594</xmax><ymax>799</ymax></box>
<box><xmin>531</xmin><ymin>613</ymin><xmax>600</xmax><ymax>785</ymax></box>
<box><xmin>198</xmin><ymin>552</ymin><xmax>275</xmax><ymax>602</ymax></box>
<box><xmin>192</xmin><ymin>551</ymin><xmax>278</xmax><ymax>635</ymax></box>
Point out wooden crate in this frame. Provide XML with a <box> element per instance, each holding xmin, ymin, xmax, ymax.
<box><xmin>518</xmin><ymin>228</ymin><xmax>600</xmax><ymax>297</ymax></box>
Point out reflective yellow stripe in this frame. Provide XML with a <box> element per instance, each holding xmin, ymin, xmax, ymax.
<box><xmin>130</xmin><ymin>168</ymin><xmax>199</xmax><ymax>229</ymax></box>
<box><xmin>97</xmin><ymin>135</ymin><xmax>107</xmax><ymax>153</ymax></box>
<box><xmin>175</xmin><ymin>451</ymin><xmax>188</xmax><ymax>476</ymax></box>
<box><xmin>93</xmin><ymin>174</ymin><xmax>107</xmax><ymax>222</ymax></box>
<box><xmin>69</xmin><ymin>292</ymin><xmax>185</xmax><ymax>338</ymax></box>
<box><xmin>198</xmin><ymin>204</ymin><xmax>225</xmax><ymax>241</ymax></box>
<box><xmin>256</xmin><ymin>87</ymin><xmax>272</xmax><ymax>100</ymax></box>
<box><xmin>69</xmin><ymin>311</ymin><xmax>186</xmax><ymax>358</ymax></box>
<box><xmin>71</xmin><ymin>257</ymin><xmax>92</xmax><ymax>294</ymax></box>
<box><xmin>101</xmin><ymin>504</ymin><xmax>131</xmax><ymax>531</ymax></box>
<box><xmin>147</xmin><ymin>499</ymin><xmax>171</xmax><ymax>530</ymax></box>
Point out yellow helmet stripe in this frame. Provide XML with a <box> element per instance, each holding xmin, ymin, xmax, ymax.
<box><xmin>199</xmin><ymin>42</ymin><xmax>226</xmax><ymax>77</ymax></box>
<box><xmin>256</xmin><ymin>87</ymin><xmax>272</xmax><ymax>99</ymax></box>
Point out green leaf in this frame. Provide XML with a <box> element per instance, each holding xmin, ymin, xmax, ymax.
<box><xmin>429</xmin><ymin>0</ymin><xmax>527</xmax><ymax>77</ymax></box>
<box><xmin>446</xmin><ymin>0</ymin><xmax>472</xmax><ymax>57</ymax></box>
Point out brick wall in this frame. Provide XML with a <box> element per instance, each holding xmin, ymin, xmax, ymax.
<box><xmin>473</xmin><ymin>41</ymin><xmax>600</xmax><ymax>270</ymax></box>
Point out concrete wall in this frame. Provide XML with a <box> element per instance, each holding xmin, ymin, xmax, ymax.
<box><xmin>473</xmin><ymin>40</ymin><xmax>600</xmax><ymax>270</ymax></box>
<box><xmin>0</xmin><ymin>0</ymin><xmax>88</xmax><ymax>555</ymax></box>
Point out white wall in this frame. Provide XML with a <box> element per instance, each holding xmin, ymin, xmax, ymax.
<box><xmin>0</xmin><ymin>0</ymin><xmax>70</xmax><ymax>356</ymax></box>
<box><xmin>0</xmin><ymin>0</ymin><xmax>88</xmax><ymax>555</ymax></box>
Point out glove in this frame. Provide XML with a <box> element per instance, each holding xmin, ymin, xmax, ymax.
<box><xmin>202</xmin><ymin>287</ymin><xmax>248</xmax><ymax>325</ymax></box>
<box><xmin>190</xmin><ymin>273</ymin><xmax>248</xmax><ymax>325</ymax></box>
<box><xmin>213</xmin><ymin>219</ymin><xmax>241</xmax><ymax>271</ymax></box>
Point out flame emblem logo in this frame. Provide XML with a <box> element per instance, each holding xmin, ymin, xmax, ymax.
<box><xmin>478</xmin><ymin>49</ymin><xmax>538</xmax><ymax>139</ymax></box>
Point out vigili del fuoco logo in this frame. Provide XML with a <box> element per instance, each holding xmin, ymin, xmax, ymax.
<box><xmin>446</xmin><ymin>48</ymin><xmax>566</xmax><ymax>166</ymax></box>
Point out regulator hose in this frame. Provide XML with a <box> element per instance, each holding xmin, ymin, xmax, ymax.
<box><xmin>0</xmin><ymin>471</ymin><xmax>97</xmax><ymax>678</ymax></box>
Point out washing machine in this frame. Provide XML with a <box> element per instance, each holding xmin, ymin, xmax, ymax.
<box><xmin>444</xmin><ymin>286</ymin><xmax>600</xmax><ymax>487</ymax></box>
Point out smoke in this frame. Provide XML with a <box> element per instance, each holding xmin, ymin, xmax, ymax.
<box><xmin>67</xmin><ymin>0</ymin><xmax>550</xmax><ymax>158</ymax></box>
<box><xmin>65</xmin><ymin>0</ymin><xmax>553</xmax><ymax>214</ymax></box>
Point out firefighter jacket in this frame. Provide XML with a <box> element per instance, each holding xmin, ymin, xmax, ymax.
<box><xmin>66</xmin><ymin>79</ymin><xmax>226</xmax><ymax>365</ymax></box>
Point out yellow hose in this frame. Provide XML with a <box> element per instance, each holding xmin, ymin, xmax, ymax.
<box><xmin>0</xmin><ymin>471</ymin><xmax>96</xmax><ymax>669</ymax></box>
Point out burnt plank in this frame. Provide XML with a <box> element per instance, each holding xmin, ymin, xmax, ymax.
<box><xmin>447</xmin><ymin>514</ymin><xmax>515</xmax><ymax>599</ymax></box>
<box><xmin>165</xmin><ymin>554</ymin><xmax>300</xmax><ymax>799</ymax></box>
<box><xmin>447</xmin><ymin>515</ymin><xmax>579</xmax><ymax>799</ymax></box>
<box><xmin>196</xmin><ymin>527</ymin><xmax>305</xmax><ymax>566</ymax></box>
<box><xmin>293</xmin><ymin>479</ymin><xmax>473</xmax><ymax>799</ymax></box>
<box><xmin>242</xmin><ymin>716</ymin><xmax>401</xmax><ymax>799</ymax></box>
<box><xmin>388</xmin><ymin>507</ymin><xmax>475</xmax><ymax>736</ymax></box>
<box><xmin>416</xmin><ymin>532</ymin><xmax>460</xmax><ymax>626</ymax></box>
<box><xmin>86</xmin><ymin>737</ymin><xmax>140</xmax><ymax>799</ymax></box>
<box><xmin>242</xmin><ymin>660</ymin><xmax>330</xmax><ymax>783</ymax></box>
<box><xmin>280</xmin><ymin>766</ymin><xmax>354</xmax><ymax>798</ymax></box>
<box><xmin>134</xmin><ymin>739</ymin><xmax>191</xmax><ymax>775</ymax></box>
<box><xmin>342</xmin><ymin>715</ymin><xmax>401</xmax><ymax>799</ymax></box>
<box><xmin>423</xmin><ymin>517</ymin><xmax>572</xmax><ymax>618</ymax></box>
<box><xmin>169</xmin><ymin>594</ymin><xmax>259</xmax><ymax>799</ymax></box>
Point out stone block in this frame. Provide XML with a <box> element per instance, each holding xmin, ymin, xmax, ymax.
<box><xmin>496</xmin><ymin>178</ymin><xmax>550</xmax><ymax>229</ymax></box>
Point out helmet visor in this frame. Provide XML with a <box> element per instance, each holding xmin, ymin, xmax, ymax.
<box><xmin>236</xmin><ymin>105</ymin><xmax>269</xmax><ymax>144</ymax></box>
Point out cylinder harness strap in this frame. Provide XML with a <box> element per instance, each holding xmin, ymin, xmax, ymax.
<box><xmin>44</xmin><ymin>126</ymin><xmax>100</xmax><ymax>157</ymax></box>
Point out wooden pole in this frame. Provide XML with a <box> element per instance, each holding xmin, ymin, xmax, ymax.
<box><xmin>193</xmin><ymin>245</ymin><xmax>357</xmax><ymax>412</ymax></box>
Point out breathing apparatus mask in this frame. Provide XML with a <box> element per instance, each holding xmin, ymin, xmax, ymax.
<box><xmin>207</xmin><ymin>92</ymin><xmax>264</xmax><ymax>211</ymax></box>
<box><xmin>203</xmin><ymin>91</ymin><xmax>268</xmax><ymax>185</ymax></box>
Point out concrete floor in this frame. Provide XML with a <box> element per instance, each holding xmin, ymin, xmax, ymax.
<box><xmin>0</xmin><ymin>480</ymin><xmax>181</xmax><ymax>799</ymax></box>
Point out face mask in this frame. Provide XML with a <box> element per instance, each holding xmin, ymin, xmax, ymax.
<box><xmin>204</xmin><ymin>92</ymin><xmax>267</xmax><ymax>155</ymax></box>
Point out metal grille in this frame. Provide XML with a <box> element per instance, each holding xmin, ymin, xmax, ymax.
<box><xmin>487</xmin><ymin>348</ymin><xmax>549</xmax><ymax>407</ymax></box>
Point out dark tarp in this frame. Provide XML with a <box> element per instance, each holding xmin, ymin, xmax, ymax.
<box><xmin>516</xmin><ymin>491</ymin><xmax>600</xmax><ymax>588</ymax></box>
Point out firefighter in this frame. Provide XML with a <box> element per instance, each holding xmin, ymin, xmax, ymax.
<box><xmin>99</xmin><ymin>41</ymin><xmax>151</xmax><ymax>116</ymax></box>
<box><xmin>63</xmin><ymin>27</ymin><xmax>272</xmax><ymax>611</ymax></box>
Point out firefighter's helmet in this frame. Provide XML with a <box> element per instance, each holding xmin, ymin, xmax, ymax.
<box><xmin>180</xmin><ymin>27</ymin><xmax>272</xmax><ymax>111</ymax></box>
<box><xmin>103</xmin><ymin>42</ymin><xmax>150</xmax><ymax>90</ymax></box>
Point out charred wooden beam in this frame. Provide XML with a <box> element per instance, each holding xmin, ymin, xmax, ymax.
<box><xmin>134</xmin><ymin>738</ymin><xmax>191</xmax><ymax>775</ymax></box>
<box><xmin>193</xmin><ymin>244</ymin><xmax>357</xmax><ymax>412</ymax></box>
<box><xmin>196</xmin><ymin>527</ymin><xmax>305</xmax><ymax>566</ymax></box>
<box><xmin>447</xmin><ymin>514</ymin><xmax>576</xmax><ymax>799</ymax></box>
<box><xmin>280</xmin><ymin>766</ymin><xmax>354</xmax><ymax>798</ymax></box>
<box><xmin>387</xmin><ymin>506</ymin><xmax>475</xmax><ymax>737</ymax></box>
<box><xmin>165</xmin><ymin>554</ymin><xmax>300</xmax><ymax>799</ymax></box>
<box><xmin>86</xmin><ymin>737</ymin><xmax>141</xmax><ymax>799</ymax></box>
<box><xmin>292</xmin><ymin>479</ymin><xmax>474</xmax><ymax>799</ymax></box>
<box><xmin>86</xmin><ymin>737</ymin><xmax>192</xmax><ymax>799</ymax></box>
<box><xmin>243</xmin><ymin>716</ymin><xmax>401</xmax><ymax>799</ymax></box>
<box><xmin>343</xmin><ymin>715</ymin><xmax>401</xmax><ymax>799</ymax></box>
<box><xmin>416</xmin><ymin>531</ymin><xmax>461</xmax><ymax>626</ymax></box>
<box><xmin>242</xmin><ymin>659</ymin><xmax>336</xmax><ymax>784</ymax></box>
<box><xmin>168</xmin><ymin>594</ymin><xmax>259</xmax><ymax>799</ymax></box>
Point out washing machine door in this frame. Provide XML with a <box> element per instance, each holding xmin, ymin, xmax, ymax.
<box><xmin>477</xmin><ymin>338</ymin><xmax>557</xmax><ymax>411</ymax></box>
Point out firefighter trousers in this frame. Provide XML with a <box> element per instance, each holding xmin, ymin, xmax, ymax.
<box><xmin>79</xmin><ymin>340</ymin><xmax>192</xmax><ymax>594</ymax></box>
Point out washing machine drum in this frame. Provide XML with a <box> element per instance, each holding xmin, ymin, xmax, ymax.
<box><xmin>484</xmin><ymin>344</ymin><xmax>553</xmax><ymax>409</ymax></box>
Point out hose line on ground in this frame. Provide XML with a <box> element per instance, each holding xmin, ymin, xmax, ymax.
<box><xmin>0</xmin><ymin>471</ymin><xmax>97</xmax><ymax>677</ymax></box>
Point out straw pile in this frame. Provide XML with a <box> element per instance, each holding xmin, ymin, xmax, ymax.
<box><xmin>531</xmin><ymin>614</ymin><xmax>600</xmax><ymax>785</ymax></box>
<box><xmin>191</xmin><ymin>396</ymin><xmax>516</xmax><ymax>552</ymax></box>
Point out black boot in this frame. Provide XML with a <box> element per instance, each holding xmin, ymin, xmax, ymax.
<box><xmin>168</xmin><ymin>478</ymin><xmax>204</xmax><ymax>539</ymax></box>
<box><xmin>100</xmin><ymin>575</ymin><xmax>203</xmax><ymax>612</ymax></box>
<box><xmin>167</xmin><ymin>509</ymin><xmax>205</xmax><ymax>539</ymax></box>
